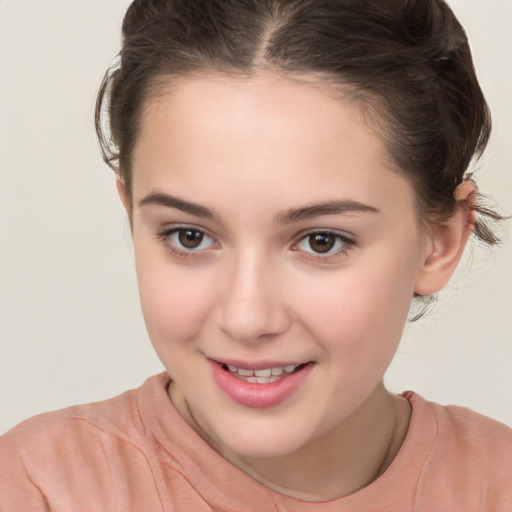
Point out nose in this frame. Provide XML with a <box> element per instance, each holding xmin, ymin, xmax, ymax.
<box><xmin>215</xmin><ymin>252</ymin><xmax>292</xmax><ymax>343</ymax></box>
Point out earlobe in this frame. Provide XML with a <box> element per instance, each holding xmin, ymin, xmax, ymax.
<box><xmin>414</xmin><ymin>181</ymin><xmax>477</xmax><ymax>296</ymax></box>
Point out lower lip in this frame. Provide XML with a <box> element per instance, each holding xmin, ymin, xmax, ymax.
<box><xmin>210</xmin><ymin>361</ymin><xmax>314</xmax><ymax>409</ymax></box>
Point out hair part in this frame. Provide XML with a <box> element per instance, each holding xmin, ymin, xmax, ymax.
<box><xmin>95</xmin><ymin>0</ymin><xmax>503</xmax><ymax>247</ymax></box>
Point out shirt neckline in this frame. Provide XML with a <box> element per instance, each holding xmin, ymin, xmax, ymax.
<box><xmin>139</xmin><ymin>373</ymin><xmax>437</xmax><ymax>510</ymax></box>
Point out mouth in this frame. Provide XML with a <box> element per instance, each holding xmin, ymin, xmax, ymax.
<box><xmin>217</xmin><ymin>362</ymin><xmax>308</xmax><ymax>384</ymax></box>
<box><xmin>210</xmin><ymin>359</ymin><xmax>314</xmax><ymax>408</ymax></box>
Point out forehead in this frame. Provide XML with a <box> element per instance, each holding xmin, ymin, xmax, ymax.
<box><xmin>132</xmin><ymin>73</ymin><xmax>417</xmax><ymax>220</ymax></box>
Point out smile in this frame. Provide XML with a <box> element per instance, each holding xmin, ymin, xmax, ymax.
<box><xmin>210</xmin><ymin>360</ymin><xmax>314</xmax><ymax>408</ymax></box>
<box><xmin>219</xmin><ymin>363</ymin><xmax>306</xmax><ymax>384</ymax></box>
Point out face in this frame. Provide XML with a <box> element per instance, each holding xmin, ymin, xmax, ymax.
<box><xmin>128</xmin><ymin>74</ymin><xmax>431</xmax><ymax>459</ymax></box>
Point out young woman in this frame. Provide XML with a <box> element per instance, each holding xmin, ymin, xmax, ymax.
<box><xmin>1</xmin><ymin>0</ymin><xmax>510</xmax><ymax>510</ymax></box>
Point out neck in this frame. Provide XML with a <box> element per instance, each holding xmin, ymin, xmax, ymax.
<box><xmin>234</xmin><ymin>383</ymin><xmax>410</xmax><ymax>501</ymax></box>
<box><xmin>171</xmin><ymin>381</ymin><xmax>411</xmax><ymax>502</ymax></box>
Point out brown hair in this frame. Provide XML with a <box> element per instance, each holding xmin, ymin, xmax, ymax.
<box><xmin>96</xmin><ymin>0</ymin><xmax>502</xmax><ymax>245</ymax></box>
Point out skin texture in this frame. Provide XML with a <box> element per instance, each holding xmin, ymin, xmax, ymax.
<box><xmin>119</xmin><ymin>73</ymin><xmax>474</xmax><ymax>501</ymax></box>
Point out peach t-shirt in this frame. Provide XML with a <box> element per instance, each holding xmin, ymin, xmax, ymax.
<box><xmin>1</xmin><ymin>372</ymin><xmax>511</xmax><ymax>511</ymax></box>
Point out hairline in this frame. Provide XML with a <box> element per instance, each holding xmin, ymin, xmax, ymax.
<box><xmin>125</xmin><ymin>67</ymin><xmax>430</xmax><ymax>231</ymax></box>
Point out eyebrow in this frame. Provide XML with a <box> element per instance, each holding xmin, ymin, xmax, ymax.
<box><xmin>139</xmin><ymin>191</ymin><xmax>379</xmax><ymax>224</ymax></box>
<box><xmin>138</xmin><ymin>192</ymin><xmax>221</xmax><ymax>221</ymax></box>
<box><xmin>275</xmin><ymin>200</ymin><xmax>380</xmax><ymax>224</ymax></box>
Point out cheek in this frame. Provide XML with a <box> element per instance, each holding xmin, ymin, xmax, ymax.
<box><xmin>134</xmin><ymin>249</ymin><xmax>214</xmax><ymax>350</ymax></box>
<box><xmin>296</xmin><ymin>248</ymin><xmax>419</xmax><ymax>352</ymax></box>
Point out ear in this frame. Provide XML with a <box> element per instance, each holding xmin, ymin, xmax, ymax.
<box><xmin>116</xmin><ymin>176</ymin><xmax>134</xmax><ymax>231</ymax></box>
<box><xmin>414</xmin><ymin>181</ymin><xmax>477</xmax><ymax>296</ymax></box>
<box><xmin>116</xmin><ymin>176</ymin><xmax>132</xmax><ymax>215</ymax></box>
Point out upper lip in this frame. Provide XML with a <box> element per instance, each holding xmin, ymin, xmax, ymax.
<box><xmin>210</xmin><ymin>358</ymin><xmax>312</xmax><ymax>370</ymax></box>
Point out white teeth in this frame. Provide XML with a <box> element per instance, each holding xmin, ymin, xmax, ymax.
<box><xmin>254</xmin><ymin>368</ymin><xmax>272</xmax><ymax>378</ymax></box>
<box><xmin>221</xmin><ymin>362</ymin><xmax>305</xmax><ymax>383</ymax></box>
<box><xmin>255</xmin><ymin>375</ymin><xmax>285</xmax><ymax>384</ymax></box>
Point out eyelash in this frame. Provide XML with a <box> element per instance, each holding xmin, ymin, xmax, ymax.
<box><xmin>156</xmin><ymin>226</ymin><xmax>356</xmax><ymax>261</ymax></box>
<box><xmin>156</xmin><ymin>225</ymin><xmax>217</xmax><ymax>259</ymax></box>
<box><xmin>292</xmin><ymin>230</ymin><xmax>356</xmax><ymax>261</ymax></box>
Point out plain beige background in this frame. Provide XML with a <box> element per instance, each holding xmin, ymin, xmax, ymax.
<box><xmin>1</xmin><ymin>0</ymin><xmax>511</xmax><ymax>434</ymax></box>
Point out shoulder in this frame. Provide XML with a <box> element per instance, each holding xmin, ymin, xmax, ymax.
<box><xmin>403</xmin><ymin>392</ymin><xmax>512</xmax><ymax>510</ymax></box>
<box><xmin>437</xmin><ymin>399</ymin><xmax>511</xmax><ymax>478</ymax></box>
<box><xmin>0</xmin><ymin>373</ymin><xmax>175</xmax><ymax>455</ymax></box>
<box><xmin>0</xmin><ymin>381</ymin><xmax>143</xmax><ymax>489</ymax></box>
<box><xmin>2</xmin><ymin>382</ymin><xmax>141</xmax><ymax>448</ymax></box>
<box><xmin>406</xmin><ymin>391</ymin><xmax>511</xmax><ymax>455</ymax></box>
<box><xmin>441</xmin><ymin>400</ymin><xmax>511</xmax><ymax>444</ymax></box>
<box><xmin>0</xmin><ymin>374</ymin><xmax>171</xmax><ymax>511</ymax></box>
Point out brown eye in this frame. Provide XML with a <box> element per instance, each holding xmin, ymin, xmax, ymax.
<box><xmin>295</xmin><ymin>231</ymin><xmax>352</xmax><ymax>257</ymax></box>
<box><xmin>178</xmin><ymin>229</ymin><xmax>204</xmax><ymax>249</ymax></box>
<box><xmin>308</xmin><ymin>233</ymin><xmax>336</xmax><ymax>253</ymax></box>
<box><xmin>157</xmin><ymin>227</ymin><xmax>217</xmax><ymax>255</ymax></box>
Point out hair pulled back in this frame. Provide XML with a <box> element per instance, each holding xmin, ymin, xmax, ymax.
<box><xmin>96</xmin><ymin>0</ymin><xmax>502</xmax><ymax>245</ymax></box>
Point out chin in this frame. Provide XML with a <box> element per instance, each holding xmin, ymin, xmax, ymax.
<box><xmin>228</xmin><ymin>437</ymin><xmax>303</xmax><ymax>459</ymax></box>
<box><xmin>208</xmin><ymin>416</ymin><xmax>318</xmax><ymax>459</ymax></box>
